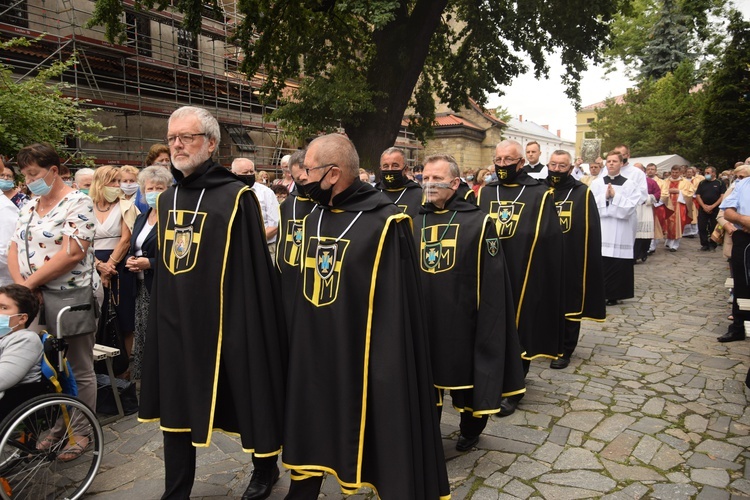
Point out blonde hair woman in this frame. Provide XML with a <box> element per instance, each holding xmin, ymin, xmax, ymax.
<box><xmin>120</xmin><ymin>165</ymin><xmax>140</xmax><ymax>200</ymax></box>
<box><xmin>91</xmin><ymin>166</ymin><xmax>137</xmax><ymax>370</ymax></box>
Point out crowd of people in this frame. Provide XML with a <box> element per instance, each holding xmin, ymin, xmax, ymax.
<box><xmin>0</xmin><ymin>104</ymin><xmax>748</xmax><ymax>499</ymax></box>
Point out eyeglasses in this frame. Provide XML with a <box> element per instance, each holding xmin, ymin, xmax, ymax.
<box><xmin>381</xmin><ymin>163</ymin><xmax>403</xmax><ymax>171</ymax></box>
<box><xmin>304</xmin><ymin>163</ymin><xmax>337</xmax><ymax>176</ymax></box>
<box><xmin>493</xmin><ymin>157</ymin><xmax>522</xmax><ymax>166</ymax></box>
<box><xmin>0</xmin><ymin>174</ymin><xmax>14</xmax><ymax>180</ymax></box>
<box><xmin>548</xmin><ymin>162</ymin><xmax>570</xmax><ymax>170</ymax></box>
<box><xmin>166</xmin><ymin>133</ymin><xmax>207</xmax><ymax>145</ymax></box>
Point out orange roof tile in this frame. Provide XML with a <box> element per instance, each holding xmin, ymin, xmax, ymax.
<box><xmin>434</xmin><ymin>114</ymin><xmax>483</xmax><ymax>130</ymax></box>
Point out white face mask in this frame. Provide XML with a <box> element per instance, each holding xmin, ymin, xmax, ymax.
<box><xmin>120</xmin><ymin>183</ymin><xmax>139</xmax><ymax>196</ymax></box>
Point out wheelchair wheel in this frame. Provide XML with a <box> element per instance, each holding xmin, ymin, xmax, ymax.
<box><xmin>0</xmin><ymin>394</ymin><xmax>103</xmax><ymax>500</ymax></box>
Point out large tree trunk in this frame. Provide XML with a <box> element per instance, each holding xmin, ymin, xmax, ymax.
<box><xmin>345</xmin><ymin>0</ymin><xmax>449</xmax><ymax>173</ymax></box>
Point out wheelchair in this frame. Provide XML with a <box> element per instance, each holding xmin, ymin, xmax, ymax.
<box><xmin>0</xmin><ymin>304</ymin><xmax>104</xmax><ymax>500</ymax></box>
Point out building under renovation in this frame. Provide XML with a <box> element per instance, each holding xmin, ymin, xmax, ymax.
<box><xmin>0</xmin><ymin>0</ymin><xmax>420</xmax><ymax>170</ymax></box>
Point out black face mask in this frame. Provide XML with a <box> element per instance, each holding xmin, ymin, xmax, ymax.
<box><xmin>548</xmin><ymin>171</ymin><xmax>569</xmax><ymax>186</ymax></box>
<box><xmin>304</xmin><ymin>166</ymin><xmax>334</xmax><ymax>205</ymax></box>
<box><xmin>295</xmin><ymin>182</ymin><xmax>308</xmax><ymax>198</ymax></box>
<box><xmin>238</xmin><ymin>174</ymin><xmax>255</xmax><ymax>189</ymax></box>
<box><xmin>495</xmin><ymin>163</ymin><xmax>520</xmax><ymax>184</ymax></box>
<box><xmin>381</xmin><ymin>169</ymin><xmax>405</xmax><ymax>189</ymax></box>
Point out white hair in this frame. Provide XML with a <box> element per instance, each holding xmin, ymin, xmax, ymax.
<box><xmin>74</xmin><ymin>168</ymin><xmax>95</xmax><ymax>182</ymax></box>
<box><xmin>169</xmin><ymin>106</ymin><xmax>221</xmax><ymax>147</ymax></box>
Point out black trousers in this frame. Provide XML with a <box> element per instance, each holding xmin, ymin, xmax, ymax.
<box><xmin>729</xmin><ymin>231</ymin><xmax>750</xmax><ymax>336</ymax></box>
<box><xmin>698</xmin><ymin>209</ymin><xmax>719</xmax><ymax>248</ymax></box>
<box><xmin>285</xmin><ymin>474</ymin><xmax>324</xmax><ymax>499</ymax></box>
<box><xmin>162</xmin><ymin>431</ymin><xmax>277</xmax><ymax>499</ymax></box>
<box><xmin>562</xmin><ymin>320</ymin><xmax>581</xmax><ymax>358</ymax></box>
<box><xmin>436</xmin><ymin>392</ymin><xmax>489</xmax><ymax>439</ymax></box>
<box><xmin>633</xmin><ymin>238</ymin><xmax>651</xmax><ymax>261</ymax></box>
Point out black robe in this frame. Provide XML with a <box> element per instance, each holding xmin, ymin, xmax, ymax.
<box><xmin>139</xmin><ymin>159</ymin><xmax>286</xmax><ymax>456</ymax></box>
<box><xmin>477</xmin><ymin>171</ymin><xmax>564</xmax><ymax>359</ymax></box>
<box><xmin>548</xmin><ymin>175</ymin><xmax>607</xmax><ymax>322</ymax></box>
<box><xmin>275</xmin><ymin>189</ymin><xmax>317</xmax><ymax>320</ymax></box>
<box><xmin>375</xmin><ymin>178</ymin><xmax>423</xmax><ymax>219</ymax></box>
<box><xmin>414</xmin><ymin>194</ymin><xmax>525</xmax><ymax>414</ymax></box>
<box><xmin>283</xmin><ymin>180</ymin><xmax>450</xmax><ymax>499</ymax></box>
<box><xmin>457</xmin><ymin>180</ymin><xmax>477</xmax><ymax>205</ymax></box>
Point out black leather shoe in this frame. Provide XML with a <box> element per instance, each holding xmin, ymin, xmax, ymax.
<box><xmin>717</xmin><ymin>332</ymin><xmax>746</xmax><ymax>343</ymax></box>
<box><xmin>456</xmin><ymin>434</ymin><xmax>479</xmax><ymax>452</ymax></box>
<box><xmin>550</xmin><ymin>356</ymin><xmax>570</xmax><ymax>369</ymax></box>
<box><xmin>606</xmin><ymin>299</ymin><xmax>620</xmax><ymax>306</ymax></box>
<box><xmin>498</xmin><ymin>397</ymin><xmax>519</xmax><ymax>417</ymax></box>
<box><xmin>242</xmin><ymin>465</ymin><xmax>280</xmax><ymax>500</ymax></box>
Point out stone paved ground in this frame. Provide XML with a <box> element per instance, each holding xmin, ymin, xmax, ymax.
<box><xmin>86</xmin><ymin>235</ymin><xmax>750</xmax><ymax>499</ymax></box>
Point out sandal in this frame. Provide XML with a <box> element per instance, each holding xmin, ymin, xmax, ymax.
<box><xmin>35</xmin><ymin>434</ymin><xmax>59</xmax><ymax>451</ymax></box>
<box><xmin>57</xmin><ymin>435</ymin><xmax>90</xmax><ymax>462</ymax></box>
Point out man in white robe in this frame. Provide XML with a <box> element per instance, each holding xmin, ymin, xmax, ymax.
<box><xmin>590</xmin><ymin>151</ymin><xmax>641</xmax><ymax>306</ymax></box>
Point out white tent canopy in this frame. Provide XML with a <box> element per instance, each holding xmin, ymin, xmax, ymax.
<box><xmin>628</xmin><ymin>154</ymin><xmax>691</xmax><ymax>175</ymax></box>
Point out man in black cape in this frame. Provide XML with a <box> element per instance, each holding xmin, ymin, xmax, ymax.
<box><xmin>477</xmin><ymin>139</ymin><xmax>564</xmax><ymax>416</ymax></box>
<box><xmin>415</xmin><ymin>153</ymin><xmax>525</xmax><ymax>453</ymax></box>
<box><xmin>375</xmin><ymin>146</ymin><xmax>423</xmax><ymax>218</ymax></box>
<box><xmin>546</xmin><ymin>150</ymin><xmax>606</xmax><ymax>369</ymax></box>
<box><xmin>139</xmin><ymin>106</ymin><xmax>286</xmax><ymax>500</ymax></box>
<box><xmin>456</xmin><ymin>178</ymin><xmax>477</xmax><ymax>204</ymax></box>
<box><xmin>283</xmin><ymin>134</ymin><xmax>450</xmax><ymax>499</ymax></box>
<box><xmin>275</xmin><ymin>149</ymin><xmax>316</xmax><ymax>317</ymax></box>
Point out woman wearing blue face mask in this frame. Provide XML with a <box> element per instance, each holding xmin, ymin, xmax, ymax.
<box><xmin>0</xmin><ymin>159</ymin><xmax>29</xmax><ymax>209</ymax></box>
<box><xmin>124</xmin><ymin>166</ymin><xmax>172</xmax><ymax>380</ymax></box>
<box><xmin>0</xmin><ymin>284</ymin><xmax>46</xmax><ymax>420</ymax></box>
<box><xmin>8</xmin><ymin>143</ymin><xmax>100</xmax><ymax>461</ymax></box>
<box><xmin>472</xmin><ymin>167</ymin><xmax>490</xmax><ymax>196</ymax></box>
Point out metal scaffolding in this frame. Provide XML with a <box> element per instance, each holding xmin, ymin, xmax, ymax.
<box><xmin>0</xmin><ymin>0</ymin><xmax>298</xmax><ymax>169</ymax></box>
<box><xmin>0</xmin><ymin>0</ymin><xmax>421</xmax><ymax>170</ymax></box>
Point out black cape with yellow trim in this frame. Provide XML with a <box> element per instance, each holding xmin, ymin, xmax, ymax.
<box><xmin>548</xmin><ymin>175</ymin><xmax>606</xmax><ymax>321</ymax></box>
<box><xmin>284</xmin><ymin>179</ymin><xmax>450</xmax><ymax>499</ymax></box>
<box><xmin>139</xmin><ymin>159</ymin><xmax>286</xmax><ymax>455</ymax></box>
<box><xmin>477</xmin><ymin>171</ymin><xmax>564</xmax><ymax>359</ymax></box>
<box><xmin>275</xmin><ymin>189</ymin><xmax>317</xmax><ymax>320</ymax></box>
<box><xmin>414</xmin><ymin>194</ymin><xmax>525</xmax><ymax>414</ymax></box>
<box><xmin>375</xmin><ymin>178</ymin><xmax>423</xmax><ymax>219</ymax></box>
<box><xmin>457</xmin><ymin>180</ymin><xmax>477</xmax><ymax>204</ymax></box>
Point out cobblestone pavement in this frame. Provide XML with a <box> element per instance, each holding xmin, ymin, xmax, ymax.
<box><xmin>86</xmin><ymin>235</ymin><xmax>750</xmax><ymax>499</ymax></box>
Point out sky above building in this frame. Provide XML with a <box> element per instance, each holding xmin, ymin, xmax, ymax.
<box><xmin>488</xmin><ymin>63</ymin><xmax>632</xmax><ymax>142</ymax></box>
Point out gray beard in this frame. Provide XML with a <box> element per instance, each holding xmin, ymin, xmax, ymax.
<box><xmin>172</xmin><ymin>151</ymin><xmax>211</xmax><ymax>176</ymax></box>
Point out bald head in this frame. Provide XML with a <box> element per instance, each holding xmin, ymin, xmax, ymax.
<box><xmin>231</xmin><ymin>158</ymin><xmax>255</xmax><ymax>175</ymax></box>
<box><xmin>302</xmin><ymin>134</ymin><xmax>360</xmax><ymax>204</ymax></box>
<box><xmin>306</xmin><ymin>134</ymin><xmax>359</xmax><ymax>178</ymax></box>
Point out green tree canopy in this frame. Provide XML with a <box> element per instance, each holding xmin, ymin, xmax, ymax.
<box><xmin>638</xmin><ymin>0</ymin><xmax>693</xmax><ymax>80</ymax></box>
<box><xmin>604</xmin><ymin>0</ymin><xmax>729</xmax><ymax>80</ymax></box>
<box><xmin>0</xmin><ymin>39</ymin><xmax>108</xmax><ymax>162</ymax></box>
<box><xmin>702</xmin><ymin>10</ymin><xmax>750</xmax><ymax>169</ymax></box>
<box><xmin>591</xmin><ymin>60</ymin><xmax>704</xmax><ymax>160</ymax></box>
<box><xmin>90</xmin><ymin>0</ymin><xmax>627</xmax><ymax>168</ymax></box>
